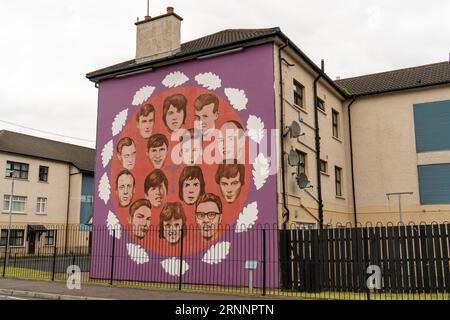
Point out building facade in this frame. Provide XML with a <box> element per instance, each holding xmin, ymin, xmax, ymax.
<box><xmin>86</xmin><ymin>7</ymin><xmax>450</xmax><ymax>285</ymax></box>
<box><xmin>0</xmin><ymin>130</ymin><xmax>95</xmax><ymax>255</ymax></box>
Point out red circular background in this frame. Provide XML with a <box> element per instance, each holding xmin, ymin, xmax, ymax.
<box><xmin>111</xmin><ymin>86</ymin><xmax>251</xmax><ymax>256</ymax></box>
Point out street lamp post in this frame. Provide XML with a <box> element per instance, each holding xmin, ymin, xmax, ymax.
<box><xmin>5</xmin><ymin>170</ymin><xmax>17</xmax><ymax>269</ymax></box>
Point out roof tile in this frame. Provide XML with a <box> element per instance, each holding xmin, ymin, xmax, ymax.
<box><xmin>335</xmin><ymin>61</ymin><xmax>450</xmax><ymax>96</ymax></box>
<box><xmin>0</xmin><ymin>130</ymin><xmax>95</xmax><ymax>173</ymax></box>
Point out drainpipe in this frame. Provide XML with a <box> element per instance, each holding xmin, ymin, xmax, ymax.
<box><xmin>347</xmin><ymin>97</ymin><xmax>358</xmax><ymax>226</ymax></box>
<box><xmin>279</xmin><ymin>41</ymin><xmax>290</xmax><ymax>230</ymax></box>
<box><xmin>313</xmin><ymin>62</ymin><xmax>324</xmax><ymax>229</ymax></box>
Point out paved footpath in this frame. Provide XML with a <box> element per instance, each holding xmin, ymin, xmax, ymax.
<box><xmin>0</xmin><ymin>278</ymin><xmax>280</xmax><ymax>300</ymax></box>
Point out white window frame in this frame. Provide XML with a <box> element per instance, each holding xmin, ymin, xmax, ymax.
<box><xmin>36</xmin><ymin>197</ymin><xmax>47</xmax><ymax>214</ymax></box>
<box><xmin>3</xmin><ymin>195</ymin><xmax>27</xmax><ymax>213</ymax></box>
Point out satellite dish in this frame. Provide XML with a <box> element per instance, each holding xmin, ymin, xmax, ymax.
<box><xmin>290</xmin><ymin>121</ymin><xmax>301</xmax><ymax>138</ymax></box>
<box><xmin>297</xmin><ymin>173</ymin><xmax>310</xmax><ymax>189</ymax></box>
<box><xmin>288</xmin><ymin>149</ymin><xmax>300</xmax><ymax>167</ymax></box>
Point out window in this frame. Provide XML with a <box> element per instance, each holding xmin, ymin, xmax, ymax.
<box><xmin>44</xmin><ymin>230</ymin><xmax>55</xmax><ymax>246</ymax></box>
<box><xmin>297</xmin><ymin>150</ymin><xmax>307</xmax><ymax>176</ymax></box>
<box><xmin>414</xmin><ymin>100</ymin><xmax>450</xmax><ymax>153</ymax></box>
<box><xmin>5</xmin><ymin>161</ymin><xmax>29</xmax><ymax>179</ymax></box>
<box><xmin>317</xmin><ymin>98</ymin><xmax>325</xmax><ymax>112</ymax></box>
<box><xmin>293</xmin><ymin>80</ymin><xmax>304</xmax><ymax>108</ymax></box>
<box><xmin>296</xmin><ymin>223</ymin><xmax>315</xmax><ymax>230</ymax></box>
<box><xmin>332</xmin><ymin>109</ymin><xmax>340</xmax><ymax>138</ymax></box>
<box><xmin>320</xmin><ymin>160</ymin><xmax>328</xmax><ymax>174</ymax></box>
<box><xmin>0</xmin><ymin>229</ymin><xmax>25</xmax><ymax>246</ymax></box>
<box><xmin>418</xmin><ymin>164</ymin><xmax>450</xmax><ymax>204</ymax></box>
<box><xmin>36</xmin><ymin>197</ymin><xmax>47</xmax><ymax>214</ymax></box>
<box><xmin>3</xmin><ymin>195</ymin><xmax>27</xmax><ymax>213</ymax></box>
<box><xmin>335</xmin><ymin>167</ymin><xmax>343</xmax><ymax>197</ymax></box>
<box><xmin>39</xmin><ymin>166</ymin><xmax>49</xmax><ymax>182</ymax></box>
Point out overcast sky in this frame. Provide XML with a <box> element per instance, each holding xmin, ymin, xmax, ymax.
<box><xmin>1</xmin><ymin>0</ymin><xmax>449</xmax><ymax>148</ymax></box>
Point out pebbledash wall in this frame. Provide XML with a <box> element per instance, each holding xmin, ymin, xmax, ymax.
<box><xmin>91</xmin><ymin>43</ymin><xmax>279</xmax><ymax>287</ymax></box>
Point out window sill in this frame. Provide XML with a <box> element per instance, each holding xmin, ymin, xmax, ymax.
<box><xmin>35</xmin><ymin>213</ymin><xmax>47</xmax><ymax>215</ymax></box>
<box><xmin>1</xmin><ymin>211</ymin><xmax>27</xmax><ymax>215</ymax></box>
<box><xmin>318</xmin><ymin>108</ymin><xmax>327</xmax><ymax>116</ymax></box>
<box><xmin>4</xmin><ymin>177</ymin><xmax>29</xmax><ymax>182</ymax></box>
<box><xmin>332</xmin><ymin>136</ymin><xmax>343</xmax><ymax>143</ymax></box>
<box><xmin>320</xmin><ymin>171</ymin><xmax>330</xmax><ymax>177</ymax></box>
<box><xmin>37</xmin><ymin>180</ymin><xmax>49</xmax><ymax>184</ymax></box>
<box><xmin>293</xmin><ymin>103</ymin><xmax>308</xmax><ymax>114</ymax></box>
<box><xmin>336</xmin><ymin>195</ymin><xmax>346</xmax><ymax>200</ymax></box>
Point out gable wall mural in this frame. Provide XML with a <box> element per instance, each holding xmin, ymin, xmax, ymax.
<box><xmin>91</xmin><ymin>43</ymin><xmax>279</xmax><ymax>287</ymax></box>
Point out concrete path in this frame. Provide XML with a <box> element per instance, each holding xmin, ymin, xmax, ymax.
<box><xmin>0</xmin><ymin>278</ymin><xmax>278</xmax><ymax>300</ymax></box>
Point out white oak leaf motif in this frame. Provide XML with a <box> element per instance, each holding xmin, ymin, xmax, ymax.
<box><xmin>195</xmin><ymin>72</ymin><xmax>222</xmax><ymax>90</ymax></box>
<box><xmin>224</xmin><ymin>88</ymin><xmax>248</xmax><ymax>111</ymax></box>
<box><xmin>98</xmin><ymin>173</ymin><xmax>111</xmax><ymax>204</ymax></box>
<box><xmin>162</xmin><ymin>71</ymin><xmax>189</xmax><ymax>88</ymax></box>
<box><xmin>161</xmin><ymin>258</ymin><xmax>189</xmax><ymax>276</ymax></box>
<box><xmin>106</xmin><ymin>211</ymin><xmax>121</xmax><ymax>239</ymax></box>
<box><xmin>202</xmin><ymin>241</ymin><xmax>231</xmax><ymax>265</ymax></box>
<box><xmin>126</xmin><ymin>243</ymin><xmax>149</xmax><ymax>265</ymax></box>
<box><xmin>246</xmin><ymin>115</ymin><xmax>265</xmax><ymax>144</ymax></box>
<box><xmin>235</xmin><ymin>202</ymin><xmax>259</xmax><ymax>233</ymax></box>
<box><xmin>252</xmin><ymin>153</ymin><xmax>269</xmax><ymax>190</ymax></box>
<box><xmin>111</xmin><ymin>109</ymin><xmax>128</xmax><ymax>136</ymax></box>
<box><xmin>101</xmin><ymin>139</ymin><xmax>113</xmax><ymax>168</ymax></box>
<box><xmin>132</xmin><ymin>86</ymin><xmax>155</xmax><ymax>106</ymax></box>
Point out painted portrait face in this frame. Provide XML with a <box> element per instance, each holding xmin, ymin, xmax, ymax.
<box><xmin>194</xmin><ymin>103</ymin><xmax>219</xmax><ymax>134</ymax></box>
<box><xmin>117</xmin><ymin>143</ymin><xmax>136</xmax><ymax>170</ymax></box>
<box><xmin>219</xmin><ymin>122</ymin><xmax>244</xmax><ymax>160</ymax></box>
<box><xmin>182</xmin><ymin>178</ymin><xmax>201</xmax><ymax>205</ymax></box>
<box><xmin>195</xmin><ymin>201</ymin><xmax>222</xmax><ymax>241</ymax></box>
<box><xmin>145</xmin><ymin>183</ymin><xmax>167</xmax><ymax>208</ymax></box>
<box><xmin>116</xmin><ymin>174</ymin><xmax>135</xmax><ymax>207</ymax></box>
<box><xmin>219</xmin><ymin>172</ymin><xmax>242</xmax><ymax>203</ymax></box>
<box><xmin>163</xmin><ymin>217</ymin><xmax>183</xmax><ymax>244</ymax></box>
<box><xmin>137</xmin><ymin>113</ymin><xmax>155</xmax><ymax>139</ymax></box>
<box><xmin>180</xmin><ymin>139</ymin><xmax>202</xmax><ymax>165</ymax></box>
<box><xmin>128</xmin><ymin>206</ymin><xmax>151</xmax><ymax>239</ymax></box>
<box><xmin>148</xmin><ymin>144</ymin><xmax>168</xmax><ymax>169</ymax></box>
<box><xmin>165</xmin><ymin>105</ymin><xmax>184</xmax><ymax>132</ymax></box>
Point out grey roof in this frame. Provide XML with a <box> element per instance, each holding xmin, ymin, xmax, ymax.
<box><xmin>335</xmin><ymin>61</ymin><xmax>450</xmax><ymax>96</ymax></box>
<box><xmin>86</xmin><ymin>27</ymin><xmax>347</xmax><ymax>98</ymax></box>
<box><xmin>87</xmin><ymin>28</ymin><xmax>281</xmax><ymax>80</ymax></box>
<box><xmin>0</xmin><ymin>130</ymin><xmax>95</xmax><ymax>173</ymax></box>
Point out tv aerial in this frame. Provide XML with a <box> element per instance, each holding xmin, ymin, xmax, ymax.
<box><xmin>284</xmin><ymin>121</ymin><xmax>303</xmax><ymax>138</ymax></box>
<box><xmin>288</xmin><ymin>148</ymin><xmax>312</xmax><ymax>189</ymax></box>
<box><xmin>288</xmin><ymin>148</ymin><xmax>300</xmax><ymax>167</ymax></box>
<box><xmin>296</xmin><ymin>173</ymin><xmax>311</xmax><ymax>189</ymax></box>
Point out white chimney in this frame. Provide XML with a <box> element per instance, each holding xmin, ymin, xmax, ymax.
<box><xmin>135</xmin><ymin>7</ymin><xmax>183</xmax><ymax>62</ymax></box>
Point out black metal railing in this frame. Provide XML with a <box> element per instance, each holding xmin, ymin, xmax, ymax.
<box><xmin>0</xmin><ymin>222</ymin><xmax>448</xmax><ymax>300</ymax></box>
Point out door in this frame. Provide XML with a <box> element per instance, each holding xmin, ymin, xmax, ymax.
<box><xmin>28</xmin><ymin>231</ymin><xmax>36</xmax><ymax>254</ymax></box>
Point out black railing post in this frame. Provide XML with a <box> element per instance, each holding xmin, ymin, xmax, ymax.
<box><xmin>262</xmin><ymin>228</ymin><xmax>267</xmax><ymax>296</ymax></box>
<box><xmin>178</xmin><ymin>229</ymin><xmax>184</xmax><ymax>291</ymax></box>
<box><xmin>51</xmin><ymin>230</ymin><xmax>58</xmax><ymax>281</ymax></box>
<box><xmin>279</xmin><ymin>229</ymin><xmax>291</xmax><ymax>290</ymax></box>
<box><xmin>110</xmin><ymin>228</ymin><xmax>116</xmax><ymax>286</ymax></box>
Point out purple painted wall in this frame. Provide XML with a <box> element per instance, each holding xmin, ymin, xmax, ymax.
<box><xmin>91</xmin><ymin>43</ymin><xmax>279</xmax><ymax>288</ymax></box>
